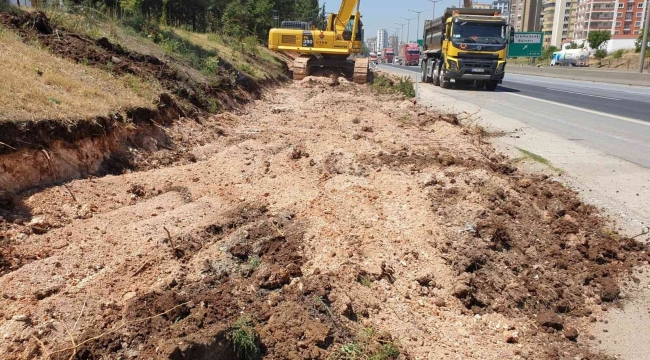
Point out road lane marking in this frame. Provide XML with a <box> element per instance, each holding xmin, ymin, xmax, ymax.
<box><xmin>505</xmin><ymin>92</ymin><xmax>650</xmax><ymax>126</ymax></box>
<box><xmin>545</xmin><ymin>88</ymin><xmax>621</xmax><ymax>100</ymax></box>
<box><xmin>506</xmin><ymin>74</ymin><xmax>650</xmax><ymax>96</ymax></box>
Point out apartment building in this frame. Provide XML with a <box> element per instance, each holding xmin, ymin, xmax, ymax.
<box><xmin>493</xmin><ymin>0</ymin><xmax>511</xmax><ymax>17</ymax></box>
<box><xmin>574</xmin><ymin>0</ymin><xmax>646</xmax><ymax>51</ymax></box>
<box><xmin>377</xmin><ymin>29</ymin><xmax>388</xmax><ymax>53</ymax></box>
<box><xmin>543</xmin><ymin>0</ymin><xmax>578</xmax><ymax>47</ymax></box>
<box><xmin>511</xmin><ymin>0</ymin><xmax>544</xmax><ymax>31</ymax></box>
<box><xmin>472</xmin><ymin>2</ymin><xmax>494</xmax><ymax>9</ymax></box>
<box><xmin>388</xmin><ymin>35</ymin><xmax>399</xmax><ymax>52</ymax></box>
<box><xmin>365</xmin><ymin>37</ymin><xmax>378</xmax><ymax>54</ymax></box>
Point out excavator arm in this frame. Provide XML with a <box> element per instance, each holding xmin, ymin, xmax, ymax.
<box><xmin>332</xmin><ymin>0</ymin><xmax>361</xmax><ymax>32</ymax></box>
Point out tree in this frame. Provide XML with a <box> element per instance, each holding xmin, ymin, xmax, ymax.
<box><xmin>541</xmin><ymin>45</ymin><xmax>558</xmax><ymax>60</ymax></box>
<box><xmin>587</xmin><ymin>30</ymin><xmax>611</xmax><ymax>50</ymax></box>
<box><xmin>594</xmin><ymin>49</ymin><xmax>608</xmax><ymax>64</ymax></box>
<box><xmin>566</xmin><ymin>41</ymin><xmax>578</xmax><ymax>49</ymax></box>
<box><xmin>636</xmin><ymin>28</ymin><xmax>648</xmax><ymax>53</ymax></box>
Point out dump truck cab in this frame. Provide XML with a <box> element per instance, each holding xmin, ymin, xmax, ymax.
<box><xmin>421</xmin><ymin>8</ymin><xmax>512</xmax><ymax>90</ymax></box>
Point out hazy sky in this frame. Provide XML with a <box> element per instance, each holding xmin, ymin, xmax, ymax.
<box><xmin>322</xmin><ymin>0</ymin><xmax>466</xmax><ymax>43</ymax></box>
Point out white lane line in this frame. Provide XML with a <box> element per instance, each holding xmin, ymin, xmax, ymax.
<box><xmin>545</xmin><ymin>87</ymin><xmax>621</xmax><ymax>100</ymax></box>
<box><xmin>506</xmin><ymin>74</ymin><xmax>650</xmax><ymax>96</ymax></box>
<box><xmin>505</xmin><ymin>92</ymin><xmax>650</xmax><ymax>126</ymax></box>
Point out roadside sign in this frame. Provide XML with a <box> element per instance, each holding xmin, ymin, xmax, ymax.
<box><xmin>417</xmin><ymin>39</ymin><xmax>423</xmax><ymax>47</ymax></box>
<box><xmin>507</xmin><ymin>32</ymin><xmax>543</xmax><ymax>58</ymax></box>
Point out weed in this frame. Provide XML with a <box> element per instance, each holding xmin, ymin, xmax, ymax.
<box><xmin>516</xmin><ymin>148</ymin><xmax>563</xmax><ymax>174</ymax></box>
<box><xmin>394</xmin><ymin>77</ymin><xmax>415</xmax><ymax>98</ymax></box>
<box><xmin>612</xmin><ymin>49</ymin><xmax>624</xmax><ymax>59</ymax></box>
<box><xmin>239</xmin><ymin>63</ymin><xmax>256</xmax><ymax>76</ymax></box>
<box><xmin>202</xmin><ymin>56</ymin><xmax>219</xmax><ymax>75</ymax></box>
<box><xmin>249</xmin><ymin>256</ymin><xmax>260</xmax><ymax>270</ymax></box>
<box><xmin>370</xmin><ymin>343</ymin><xmax>400</xmax><ymax>360</ymax></box>
<box><xmin>358</xmin><ymin>276</ymin><xmax>373</xmax><ymax>288</ymax></box>
<box><xmin>370</xmin><ymin>75</ymin><xmax>415</xmax><ymax>98</ymax></box>
<box><xmin>48</xmin><ymin>97</ymin><xmax>61</xmax><ymax>105</ymax></box>
<box><xmin>313</xmin><ymin>296</ymin><xmax>333</xmax><ymax>316</ymax></box>
<box><xmin>243</xmin><ymin>35</ymin><xmax>259</xmax><ymax>55</ymax></box>
<box><xmin>340</xmin><ymin>343</ymin><xmax>362</xmax><ymax>359</ymax></box>
<box><xmin>231</xmin><ymin>316</ymin><xmax>261</xmax><ymax>360</ymax></box>
<box><xmin>207</xmin><ymin>98</ymin><xmax>220</xmax><ymax>113</ymax></box>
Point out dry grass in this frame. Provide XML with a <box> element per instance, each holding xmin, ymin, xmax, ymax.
<box><xmin>0</xmin><ymin>26</ymin><xmax>158</xmax><ymax>123</ymax></box>
<box><xmin>171</xmin><ymin>28</ymin><xmax>284</xmax><ymax>80</ymax></box>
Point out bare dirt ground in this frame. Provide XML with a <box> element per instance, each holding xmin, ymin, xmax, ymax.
<box><xmin>1</xmin><ymin>76</ymin><xmax>649</xmax><ymax>359</ymax></box>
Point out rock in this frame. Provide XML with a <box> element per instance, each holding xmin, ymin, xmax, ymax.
<box><xmin>564</xmin><ymin>327</ymin><xmax>579</xmax><ymax>341</ymax></box>
<box><xmin>12</xmin><ymin>314</ymin><xmax>30</xmax><ymax>322</ymax></box>
<box><xmin>29</xmin><ymin>217</ymin><xmax>50</xmax><ymax>234</ymax></box>
<box><xmin>601</xmin><ymin>279</ymin><xmax>620</xmax><ymax>302</ymax></box>
<box><xmin>452</xmin><ymin>284</ymin><xmax>470</xmax><ymax>298</ymax></box>
<box><xmin>33</xmin><ymin>285</ymin><xmax>63</xmax><ymax>300</ymax></box>
<box><xmin>504</xmin><ymin>331</ymin><xmax>519</xmax><ymax>344</ymax></box>
<box><xmin>433</xmin><ymin>298</ymin><xmax>446</xmax><ymax>307</ymax></box>
<box><xmin>352</xmin><ymin>118</ymin><xmax>360</xmax><ymax>124</ymax></box>
<box><xmin>122</xmin><ymin>291</ymin><xmax>137</xmax><ymax>301</ymax></box>
<box><xmin>518</xmin><ymin>178</ymin><xmax>533</xmax><ymax>188</ymax></box>
<box><xmin>415</xmin><ymin>273</ymin><xmax>435</xmax><ymax>287</ymax></box>
<box><xmin>361</xmin><ymin>126</ymin><xmax>373</xmax><ymax>133</ymax></box>
<box><xmin>538</xmin><ymin>311</ymin><xmax>564</xmax><ymax>330</ymax></box>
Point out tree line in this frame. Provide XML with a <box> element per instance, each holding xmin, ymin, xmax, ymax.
<box><xmin>27</xmin><ymin>0</ymin><xmax>324</xmax><ymax>40</ymax></box>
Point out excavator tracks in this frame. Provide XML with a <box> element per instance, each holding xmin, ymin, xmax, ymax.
<box><xmin>292</xmin><ymin>55</ymin><xmax>312</xmax><ymax>81</ymax></box>
<box><xmin>353</xmin><ymin>57</ymin><xmax>369</xmax><ymax>84</ymax></box>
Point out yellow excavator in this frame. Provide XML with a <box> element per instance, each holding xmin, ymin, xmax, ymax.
<box><xmin>267</xmin><ymin>0</ymin><xmax>369</xmax><ymax>84</ymax></box>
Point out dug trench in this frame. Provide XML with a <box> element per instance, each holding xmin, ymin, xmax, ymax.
<box><xmin>0</xmin><ymin>75</ymin><xmax>649</xmax><ymax>359</ymax></box>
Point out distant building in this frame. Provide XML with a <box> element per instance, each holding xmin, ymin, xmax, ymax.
<box><xmin>472</xmin><ymin>2</ymin><xmax>494</xmax><ymax>9</ymax></box>
<box><xmin>510</xmin><ymin>0</ymin><xmax>543</xmax><ymax>31</ymax></box>
<box><xmin>365</xmin><ymin>37</ymin><xmax>378</xmax><ymax>53</ymax></box>
<box><xmin>573</xmin><ymin>0</ymin><xmax>646</xmax><ymax>51</ymax></box>
<box><xmin>377</xmin><ymin>29</ymin><xmax>388</xmax><ymax>53</ymax></box>
<box><xmin>542</xmin><ymin>0</ymin><xmax>577</xmax><ymax>49</ymax></box>
<box><xmin>492</xmin><ymin>0</ymin><xmax>510</xmax><ymax>17</ymax></box>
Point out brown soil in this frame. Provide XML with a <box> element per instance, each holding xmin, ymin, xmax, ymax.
<box><xmin>0</xmin><ymin>76</ymin><xmax>648</xmax><ymax>359</ymax></box>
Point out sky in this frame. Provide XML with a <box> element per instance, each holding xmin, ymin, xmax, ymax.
<box><xmin>320</xmin><ymin>0</ymin><xmax>466</xmax><ymax>43</ymax></box>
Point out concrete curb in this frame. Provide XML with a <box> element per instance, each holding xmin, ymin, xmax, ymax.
<box><xmin>508</xmin><ymin>66</ymin><xmax>650</xmax><ymax>87</ymax></box>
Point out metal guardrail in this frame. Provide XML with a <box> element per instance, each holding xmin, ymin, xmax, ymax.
<box><xmin>507</xmin><ymin>66</ymin><xmax>650</xmax><ymax>87</ymax></box>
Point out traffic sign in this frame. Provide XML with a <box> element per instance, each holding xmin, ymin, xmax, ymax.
<box><xmin>507</xmin><ymin>32</ymin><xmax>543</xmax><ymax>58</ymax></box>
<box><xmin>417</xmin><ymin>39</ymin><xmax>423</xmax><ymax>47</ymax></box>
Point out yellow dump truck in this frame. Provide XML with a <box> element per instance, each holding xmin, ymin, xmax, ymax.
<box><xmin>420</xmin><ymin>8</ymin><xmax>513</xmax><ymax>91</ymax></box>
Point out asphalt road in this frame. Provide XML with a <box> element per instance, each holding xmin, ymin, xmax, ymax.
<box><xmin>379</xmin><ymin>63</ymin><xmax>650</xmax><ymax>167</ymax></box>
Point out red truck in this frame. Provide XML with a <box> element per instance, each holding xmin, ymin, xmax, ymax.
<box><xmin>382</xmin><ymin>48</ymin><xmax>394</xmax><ymax>64</ymax></box>
<box><xmin>399</xmin><ymin>43</ymin><xmax>421</xmax><ymax>66</ymax></box>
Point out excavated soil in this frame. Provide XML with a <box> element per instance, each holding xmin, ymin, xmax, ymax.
<box><xmin>0</xmin><ymin>76</ymin><xmax>648</xmax><ymax>359</ymax></box>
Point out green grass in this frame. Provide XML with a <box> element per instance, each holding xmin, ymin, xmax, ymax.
<box><xmin>249</xmin><ymin>256</ymin><xmax>260</xmax><ymax>270</ymax></box>
<box><xmin>516</xmin><ymin>148</ymin><xmax>563</xmax><ymax>174</ymax></box>
<box><xmin>358</xmin><ymin>276</ymin><xmax>373</xmax><ymax>288</ymax></box>
<box><xmin>231</xmin><ymin>316</ymin><xmax>261</xmax><ymax>360</ymax></box>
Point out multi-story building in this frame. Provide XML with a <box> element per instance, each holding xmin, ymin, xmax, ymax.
<box><xmin>511</xmin><ymin>0</ymin><xmax>544</xmax><ymax>31</ymax></box>
<box><xmin>377</xmin><ymin>29</ymin><xmax>389</xmax><ymax>53</ymax></box>
<box><xmin>543</xmin><ymin>0</ymin><xmax>578</xmax><ymax>48</ymax></box>
<box><xmin>574</xmin><ymin>0</ymin><xmax>616</xmax><ymax>41</ymax></box>
<box><xmin>574</xmin><ymin>0</ymin><xmax>646</xmax><ymax>51</ymax></box>
<box><xmin>493</xmin><ymin>0</ymin><xmax>511</xmax><ymax>17</ymax></box>
<box><xmin>365</xmin><ymin>37</ymin><xmax>378</xmax><ymax>53</ymax></box>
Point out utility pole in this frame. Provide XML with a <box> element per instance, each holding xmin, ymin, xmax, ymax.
<box><xmin>640</xmin><ymin>0</ymin><xmax>650</xmax><ymax>72</ymax></box>
<box><xmin>401</xmin><ymin>17</ymin><xmax>415</xmax><ymax>43</ymax></box>
<box><xmin>428</xmin><ymin>0</ymin><xmax>443</xmax><ymax>23</ymax></box>
<box><xmin>395</xmin><ymin>22</ymin><xmax>406</xmax><ymax>45</ymax></box>
<box><xmin>408</xmin><ymin>9</ymin><xmax>426</xmax><ymax>44</ymax></box>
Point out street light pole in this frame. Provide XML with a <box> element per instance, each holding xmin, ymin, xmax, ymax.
<box><xmin>401</xmin><ymin>17</ymin><xmax>415</xmax><ymax>43</ymax></box>
<box><xmin>395</xmin><ymin>22</ymin><xmax>405</xmax><ymax>45</ymax></box>
<box><xmin>639</xmin><ymin>0</ymin><xmax>650</xmax><ymax>72</ymax></box>
<box><xmin>428</xmin><ymin>0</ymin><xmax>443</xmax><ymax>23</ymax></box>
<box><xmin>408</xmin><ymin>9</ymin><xmax>426</xmax><ymax>44</ymax></box>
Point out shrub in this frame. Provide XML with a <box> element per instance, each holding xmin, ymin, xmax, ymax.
<box><xmin>612</xmin><ymin>49</ymin><xmax>624</xmax><ymax>59</ymax></box>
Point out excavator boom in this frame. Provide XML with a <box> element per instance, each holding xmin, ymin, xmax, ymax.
<box><xmin>333</xmin><ymin>0</ymin><xmax>361</xmax><ymax>32</ymax></box>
